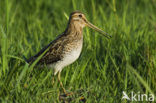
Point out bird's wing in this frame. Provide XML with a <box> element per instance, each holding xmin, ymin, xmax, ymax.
<box><xmin>27</xmin><ymin>34</ymin><xmax>67</xmax><ymax>65</ymax></box>
<box><xmin>38</xmin><ymin>39</ymin><xmax>65</xmax><ymax>64</ymax></box>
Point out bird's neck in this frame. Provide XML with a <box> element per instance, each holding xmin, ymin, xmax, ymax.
<box><xmin>66</xmin><ymin>21</ymin><xmax>83</xmax><ymax>36</ymax></box>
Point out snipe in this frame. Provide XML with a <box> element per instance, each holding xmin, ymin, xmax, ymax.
<box><xmin>26</xmin><ymin>11</ymin><xmax>111</xmax><ymax>93</ymax></box>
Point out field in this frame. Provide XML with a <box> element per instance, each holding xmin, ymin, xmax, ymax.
<box><xmin>0</xmin><ymin>0</ymin><xmax>156</xmax><ymax>102</ymax></box>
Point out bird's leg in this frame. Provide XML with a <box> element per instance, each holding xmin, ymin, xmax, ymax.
<box><xmin>52</xmin><ymin>76</ymin><xmax>55</xmax><ymax>85</ymax></box>
<box><xmin>58</xmin><ymin>71</ymin><xmax>74</xmax><ymax>97</ymax></box>
<box><xmin>58</xmin><ymin>71</ymin><xmax>66</xmax><ymax>94</ymax></box>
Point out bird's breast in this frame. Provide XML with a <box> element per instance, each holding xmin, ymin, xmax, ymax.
<box><xmin>63</xmin><ymin>39</ymin><xmax>83</xmax><ymax>64</ymax></box>
<box><xmin>48</xmin><ymin>36</ymin><xmax>83</xmax><ymax>75</ymax></box>
<box><xmin>51</xmin><ymin>40</ymin><xmax>83</xmax><ymax>74</ymax></box>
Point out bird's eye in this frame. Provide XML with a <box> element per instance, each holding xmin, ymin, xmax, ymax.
<box><xmin>79</xmin><ymin>14</ymin><xmax>82</xmax><ymax>18</ymax></box>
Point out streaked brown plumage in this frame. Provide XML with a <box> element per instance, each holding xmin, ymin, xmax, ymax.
<box><xmin>26</xmin><ymin>11</ymin><xmax>111</xmax><ymax>93</ymax></box>
<box><xmin>27</xmin><ymin>11</ymin><xmax>83</xmax><ymax>67</ymax></box>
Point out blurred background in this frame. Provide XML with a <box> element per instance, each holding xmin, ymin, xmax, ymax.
<box><xmin>0</xmin><ymin>0</ymin><xmax>156</xmax><ymax>102</ymax></box>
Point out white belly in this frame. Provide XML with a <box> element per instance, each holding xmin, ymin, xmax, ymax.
<box><xmin>50</xmin><ymin>43</ymin><xmax>82</xmax><ymax>75</ymax></box>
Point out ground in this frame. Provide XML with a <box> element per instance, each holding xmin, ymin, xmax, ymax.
<box><xmin>0</xmin><ymin>0</ymin><xmax>156</xmax><ymax>102</ymax></box>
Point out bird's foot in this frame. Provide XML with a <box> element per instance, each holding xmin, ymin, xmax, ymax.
<box><xmin>59</xmin><ymin>90</ymin><xmax>86</xmax><ymax>103</ymax></box>
<box><xmin>60</xmin><ymin>88</ymin><xmax>74</xmax><ymax>97</ymax></box>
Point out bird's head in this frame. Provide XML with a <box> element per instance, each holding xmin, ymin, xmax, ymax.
<box><xmin>70</xmin><ymin>11</ymin><xmax>87</xmax><ymax>28</ymax></box>
<box><xmin>69</xmin><ymin>11</ymin><xmax>112</xmax><ymax>38</ymax></box>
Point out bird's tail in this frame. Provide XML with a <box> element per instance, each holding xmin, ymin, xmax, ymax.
<box><xmin>23</xmin><ymin>55</ymin><xmax>29</xmax><ymax>63</ymax></box>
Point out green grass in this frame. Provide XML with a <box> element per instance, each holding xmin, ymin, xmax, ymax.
<box><xmin>0</xmin><ymin>0</ymin><xmax>156</xmax><ymax>102</ymax></box>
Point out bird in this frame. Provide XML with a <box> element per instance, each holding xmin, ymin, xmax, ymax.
<box><xmin>26</xmin><ymin>11</ymin><xmax>111</xmax><ymax>93</ymax></box>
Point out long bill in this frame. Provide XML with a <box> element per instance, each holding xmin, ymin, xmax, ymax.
<box><xmin>86</xmin><ymin>21</ymin><xmax>112</xmax><ymax>38</ymax></box>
